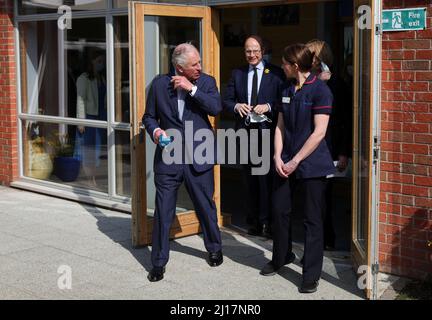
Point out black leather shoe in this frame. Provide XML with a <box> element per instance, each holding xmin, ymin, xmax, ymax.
<box><xmin>298</xmin><ymin>280</ymin><xmax>319</xmax><ymax>293</ymax></box>
<box><xmin>147</xmin><ymin>267</ymin><xmax>165</xmax><ymax>282</ymax></box>
<box><xmin>260</xmin><ymin>252</ymin><xmax>296</xmax><ymax>276</ymax></box>
<box><xmin>208</xmin><ymin>251</ymin><xmax>223</xmax><ymax>267</ymax></box>
<box><xmin>260</xmin><ymin>261</ymin><xmax>278</xmax><ymax>276</ymax></box>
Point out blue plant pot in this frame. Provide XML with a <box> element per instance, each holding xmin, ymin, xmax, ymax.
<box><xmin>54</xmin><ymin>157</ymin><xmax>81</xmax><ymax>182</ymax></box>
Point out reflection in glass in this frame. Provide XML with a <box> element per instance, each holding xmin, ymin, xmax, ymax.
<box><xmin>19</xmin><ymin>0</ymin><xmax>106</xmax><ymax>15</ymax></box>
<box><xmin>23</xmin><ymin>121</ymin><xmax>108</xmax><ymax>193</ymax></box>
<box><xmin>115</xmin><ymin>130</ymin><xmax>131</xmax><ymax>197</ymax></box>
<box><xmin>114</xmin><ymin>16</ymin><xmax>130</xmax><ymax>123</ymax></box>
<box><xmin>144</xmin><ymin>16</ymin><xmax>200</xmax><ymax>215</ymax></box>
<box><xmin>19</xmin><ymin>20</ymin><xmax>59</xmax><ymax>116</ymax></box>
<box><xmin>355</xmin><ymin>27</ymin><xmax>371</xmax><ymax>250</ymax></box>
<box><xmin>19</xmin><ymin>18</ymin><xmax>106</xmax><ymax>120</ymax></box>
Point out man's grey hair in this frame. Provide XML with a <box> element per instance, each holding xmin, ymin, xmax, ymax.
<box><xmin>171</xmin><ymin>43</ymin><xmax>199</xmax><ymax>68</ymax></box>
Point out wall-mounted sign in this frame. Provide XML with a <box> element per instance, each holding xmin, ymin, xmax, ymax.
<box><xmin>382</xmin><ymin>8</ymin><xmax>427</xmax><ymax>31</ymax></box>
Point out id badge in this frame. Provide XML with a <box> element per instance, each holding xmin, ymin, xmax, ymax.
<box><xmin>282</xmin><ymin>97</ymin><xmax>291</xmax><ymax>104</ymax></box>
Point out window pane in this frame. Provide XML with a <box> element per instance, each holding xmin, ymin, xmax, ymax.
<box><xmin>19</xmin><ymin>18</ymin><xmax>106</xmax><ymax>119</ymax></box>
<box><xmin>114</xmin><ymin>16</ymin><xmax>130</xmax><ymax>123</ymax></box>
<box><xmin>115</xmin><ymin>130</ymin><xmax>131</xmax><ymax>197</ymax></box>
<box><xmin>22</xmin><ymin>120</ymin><xmax>108</xmax><ymax>193</ymax></box>
<box><xmin>19</xmin><ymin>20</ymin><xmax>59</xmax><ymax>116</ymax></box>
<box><xmin>355</xmin><ymin>27</ymin><xmax>371</xmax><ymax>250</ymax></box>
<box><xmin>143</xmin><ymin>15</ymin><xmax>199</xmax><ymax>215</ymax></box>
<box><xmin>19</xmin><ymin>0</ymin><xmax>106</xmax><ymax>15</ymax></box>
<box><xmin>66</xmin><ymin>18</ymin><xmax>106</xmax><ymax>120</ymax></box>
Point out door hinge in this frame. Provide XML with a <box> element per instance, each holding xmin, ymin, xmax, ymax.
<box><xmin>375</xmin><ymin>24</ymin><xmax>382</xmax><ymax>35</ymax></box>
<box><xmin>372</xmin><ymin>263</ymin><xmax>379</xmax><ymax>275</ymax></box>
<box><xmin>373</xmin><ymin>135</ymin><xmax>380</xmax><ymax>164</ymax></box>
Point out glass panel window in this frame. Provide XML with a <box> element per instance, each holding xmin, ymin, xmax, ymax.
<box><xmin>355</xmin><ymin>27</ymin><xmax>371</xmax><ymax>251</ymax></box>
<box><xmin>19</xmin><ymin>0</ymin><xmax>106</xmax><ymax>15</ymax></box>
<box><xmin>115</xmin><ymin>130</ymin><xmax>131</xmax><ymax>197</ymax></box>
<box><xmin>22</xmin><ymin>120</ymin><xmax>108</xmax><ymax>193</ymax></box>
<box><xmin>65</xmin><ymin>18</ymin><xmax>106</xmax><ymax>120</ymax></box>
<box><xmin>19</xmin><ymin>18</ymin><xmax>106</xmax><ymax>119</ymax></box>
<box><xmin>143</xmin><ymin>15</ymin><xmax>199</xmax><ymax>215</ymax></box>
<box><xmin>19</xmin><ymin>20</ymin><xmax>59</xmax><ymax>116</ymax></box>
<box><xmin>114</xmin><ymin>16</ymin><xmax>130</xmax><ymax>123</ymax></box>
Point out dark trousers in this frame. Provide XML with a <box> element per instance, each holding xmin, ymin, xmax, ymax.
<box><xmin>271</xmin><ymin>175</ymin><xmax>328</xmax><ymax>282</ymax></box>
<box><xmin>243</xmin><ymin>165</ymin><xmax>272</xmax><ymax>226</ymax></box>
<box><xmin>151</xmin><ymin>165</ymin><xmax>222</xmax><ymax>267</ymax></box>
<box><xmin>243</xmin><ymin>122</ymin><xmax>273</xmax><ymax>227</ymax></box>
<box><xmin>324</xmin><ymin>179</ymin><xmax>336</xmax><ymax>248</ymax></box>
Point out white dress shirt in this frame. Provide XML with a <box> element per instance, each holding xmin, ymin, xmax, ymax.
<box><xmin>247</xmin><ymin>60</ymin><xmax>264</xmax><ymax>106</ymax></box>
<box><xmin>234</xmin><ymin>60</ymin><xmax>271</xmax><ymax>113</ymax></box>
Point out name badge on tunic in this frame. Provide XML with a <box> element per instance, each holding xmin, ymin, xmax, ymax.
<box><xmin>282</xmin><ymin>97</ymin><xmax>291</xmax><ymax>104</ymax></box>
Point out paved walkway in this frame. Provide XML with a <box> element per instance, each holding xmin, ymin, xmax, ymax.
<box><xmin>0</xmin><ymin>186</ymin><xmax>364</xmax><ymax>300</ymax></box>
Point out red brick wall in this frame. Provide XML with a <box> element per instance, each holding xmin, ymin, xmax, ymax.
<box><xmin>380</xmin><ymin>0</ymin><xmax>432</xmax><ymax>279</ymax></box>
<box><xmin>0</xmin><ymin>0</ymin><xmax>17</xmax><ymax>185</ymax></box>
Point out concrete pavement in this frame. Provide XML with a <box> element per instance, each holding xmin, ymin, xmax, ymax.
<box><xmin>0</xmin><ymin>186</ymin><xmax>365</xmax><ymax>300</ymax></box>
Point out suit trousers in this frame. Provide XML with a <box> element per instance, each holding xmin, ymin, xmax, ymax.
<box><xmin>151</xmin><ymin>165</ymin><xmax>222</xmax><ymax>267</ymax></box>
<box><xmin>271</xmin><ymin>175</ymin><xmax>327</xmax><ymax>282</ymax></box>
<box><xmin>243</xmin><ymin>122</ymin><xmax>273</xmax><ymax>226</ymax></box>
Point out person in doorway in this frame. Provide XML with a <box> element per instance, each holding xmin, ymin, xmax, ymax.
<box><xmin>223</xmin><ymin>35</ymin><xmax>285</xmax><ymax>238</ymax></box>
<box><xmin>306</xmin><ymin>39</ymin><xmax>353</xmax><ymax>251</ymax></box>
<box><xmin>143</xmin><ymin>43</ymin><xmax>223</xmax><ymax>282</ymax></box>
<box><xmin>75</xmin><ymin>49</ymin><xmax>107</xmax><ymax>187</ymax></box>
<box><xmin>260</xmin><ymin>44</ymin><xmax>335</xmax><ymax>294</ymax></box>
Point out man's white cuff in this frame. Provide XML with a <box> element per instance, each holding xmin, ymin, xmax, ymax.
<box><xmin>189</xmin><ymin>85</ymin><xmax>198</xmax><ymax>97</ymax></box>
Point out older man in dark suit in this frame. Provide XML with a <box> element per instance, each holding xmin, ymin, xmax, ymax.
<box><xmin>223</xmin><ymin>35</ymin><xmax>285</xmax><ymax>238</ymax></box>
<box><xmin>143</xmin><ymin>43</ymin><xmax>223</xmax><ymax>282</ymax></box>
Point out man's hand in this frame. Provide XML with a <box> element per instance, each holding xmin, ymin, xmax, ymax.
<box><xmin>171</xmin><ymin>75</ymin><xmax>193</xmax><ymax>92</ymax></box>
<box><xmin>235</xmin><ymin>103</ymin><xmax>252</xmax><ymax>118</ymax></box>
<box><xmin>282</xmin><ymin>159</ymin><xmax>299</xmax><ymax>176</ymax></box>
<box><xmin>253</xmin><ymin>104</ymin><xmax>270</xmax><ymax>115</ymax></box>
<box><xmin>78</xmin><ymin>126</ymin><xmax>85</xmax><ymax>134</ymax></box>
<box><xmin>153</xmin><ymin>128</ymin><xmax>167</xmax><ymax>145</ymax></box>
<box><xmin>274</xmin><ymin>156</ymin><xmax>289</xmax><ymax>178</ymax></box>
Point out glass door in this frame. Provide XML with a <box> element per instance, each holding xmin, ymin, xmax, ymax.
<box><xmin>129</xmin><ymin>2</ymin><xmax>221</xmax><ymax>246</ymax></box>
<box><xmin>352</xmin><ymin>0</ymin><xmax>381</xmax><ymax>299</ymax></box>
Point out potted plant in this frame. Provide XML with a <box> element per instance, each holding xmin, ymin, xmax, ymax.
<box><xmin>48</xmin><ymin>133</ymin><xmax>81</xmax><ymax>182</ymax></box>
<box><xmin>28</xmin><ymin>136</ymin><xmax>53</xmax><ymax>180</ymax></box>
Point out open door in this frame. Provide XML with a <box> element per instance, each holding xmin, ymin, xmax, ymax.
<box><xmin>129</xmin><ymin>2</ymin><xmax>225</xmax><ymax>247</ymax></box>
<box><xmin>352</xmin><ymin>0</ymin><xmax>381</xmax><ymax>299</ymax></box>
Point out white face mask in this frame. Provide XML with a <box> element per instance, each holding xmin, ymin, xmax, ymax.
<box><xmin>347</xmin><ymin>65</ymin><xmax>353</xmax><ymax>76</ymax></box>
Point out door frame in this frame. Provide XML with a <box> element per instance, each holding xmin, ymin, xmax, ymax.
<box><xmin>351</xmin><ymin>0</ymin><xmax>381</xmax><ymax>299</ymax></box>
<box><xmin>129</xmin><ymin>2</ymin><xmax>227</xmax><ymax>247</ymax></box>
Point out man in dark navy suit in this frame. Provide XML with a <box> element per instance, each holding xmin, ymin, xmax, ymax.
<box><xmin>143</xmin><ymin>43</ymin><xmax>223</xmax><ymax>282</ymax></box>
<box><xmin>223</xmin><ymin>35</ymin><xmax>284</xmax><ymax>238</ymax></box>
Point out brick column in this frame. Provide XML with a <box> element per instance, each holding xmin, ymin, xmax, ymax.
<box><xmin>0</xmin><ymin>0</ymin><xmax>17</xmax><ymax>185</ymax></box>
<box><xmin>380</xmin><ymin>0</ymin><xmax>432</xmax><ymax>279</ymax></box>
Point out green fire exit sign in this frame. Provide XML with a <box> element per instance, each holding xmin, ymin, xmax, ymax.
<box><xmin>382</xmin><ymin>8</ymin><xmax>427</xmax><ymax>31</ymax></box>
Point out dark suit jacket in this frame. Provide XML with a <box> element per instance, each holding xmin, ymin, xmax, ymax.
<box><xmin>222</xmin><ymin>62</ymin><xmax>285</xmax><ymax>130</ymax></box>
<box><xmin>143</xmin><ymin>72</ymin><xmax>222</xmax><ymax>174</ymax></box>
